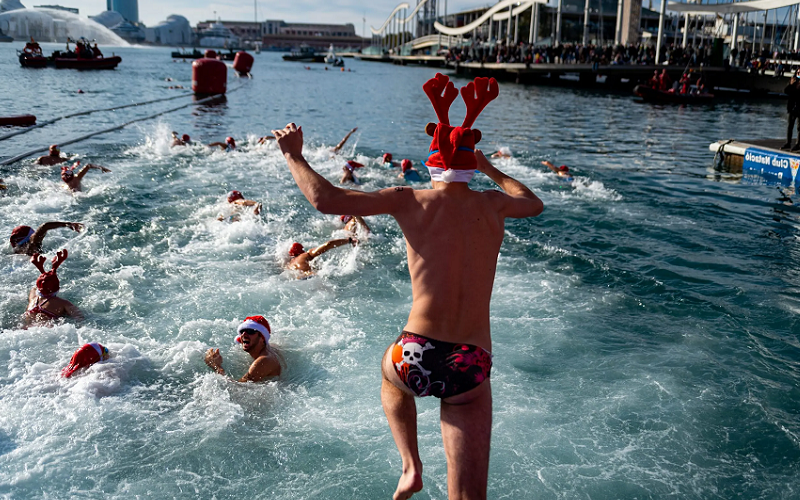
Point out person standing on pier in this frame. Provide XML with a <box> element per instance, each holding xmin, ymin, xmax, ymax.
<box><xmin>272</xmin><ymin>73</ymin><xmax>543</xmax><ymax>500</ymax></box>
<box><xmin>782</xmin><ymin>70</ymin><xmax>800</xmax><ymax>151</ymax></box>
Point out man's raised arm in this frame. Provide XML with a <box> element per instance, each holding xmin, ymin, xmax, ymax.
<box><xmin>272</xmin><ymin>123</ymin><xmax>406</xmax><ymax>216</ymax></box>
<box><xmin>476</xmin><ymin>150</ymin><xmax>543</xmax><ymax>219</ymax></box>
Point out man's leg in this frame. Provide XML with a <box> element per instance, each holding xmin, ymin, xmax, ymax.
<box><xmin>440</xmin><ymin>381</ymin><xmax>492</xmax><ymax>500</ymax></box>
<box><xmin>786</xmin><ymin>114</ymin><xmax>796</xmax><ymax>149</ymax></box>
<box><xmin>793</xmin><ymin>114</ymin><xmax>800</xmax><ymax>150</ymax></box>
<box><xmin>381</xmin><ymin>348</ymin><xmax>423</xmax><ymax>500</ymax></box>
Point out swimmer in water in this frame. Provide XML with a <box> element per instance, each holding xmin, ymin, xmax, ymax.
<box><xmin>24</xmin><ymin>250</ymin><xmax>83</xmax><ymax>325</ymax></box>
<box><xmin>9</xmin><ymin>221</ymin><xmax>84</xmax><ymax>256</ymax></box>
<box><xmin>36</xmin><ymin>145</ymin><xmax>68</xmax><ymax>166</ymax></box>
<box><xmin>541</xmin><ymin>160</ymin><xmax>574</xmax><ymax>181</ymax></box>
<box><xmin>339</xmin><ymin>215</ymin><xmax>371</xmax><ymax>235</ymax></box>
<box><xmin>61</xmin><ymin>161</ymin><xmax>111</xmax><ymax>192</ymax></box>
<box><xmin>331</xmin><ymin>127</ymin><xmax>358</xmax><ymax>155</ymax></box>
<box><xmin>171</xmin><ymin>132</ymin><xmax>192</xmax><ymax>147</ymax></box>
<box><xmin>285</xmin><ymin>238</ymin><xmax>357</xmax><ymax>276</ymax></box>
<box><xmin>398</xmin><ymin>159</ymin><xmax>423</xmax><ymax>183</ymax></box>
<box><xmin>340</xmin><ymin>160</ymin><xmax>364</xmax><ymax>185</ymax></box>
<box><xmin>491</xmin><ymin>147</ymin><xmax>512</xmax><ymax>159</ymax></box>
<box><xmin>217</xmin><ymin>190</ymin><xmax>262</xmax><ymax>221</ymax></box>
<box><xmin>257</xmin><ymin>135</ymin><xmax>276</xmax><ymax>145</ymax></box>
<box><xmin>208</xmin><ymin>136</ymin><xmax>236</xmax><ymax>152</ymax></box>
<box><xmin>382</xmin><ymin>152</ymin><xmax>399</xmax><ymax>168</ymax></box>
<box><xmin>62</xmin><ymin>343</ymin><xmax>110</xmax><ymax>378</ymax></box>
<box><xmin>272</xmin><ymin>73</ymin><xmax>543</xmax><ymax>500</ymax></box>
<box><xmin>204</xmin><ymin>316</ymin><xmax>282</xmax><ymax>382</ymax></box>
<box><xmin>0</xmin><ymin>178</ymin><xmax>6</xmax><ymax>190</ymax></box>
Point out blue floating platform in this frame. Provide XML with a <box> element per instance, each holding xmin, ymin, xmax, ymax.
<box><xmin>710</xmin><ymin>139</ymin><xmax>800</xmax><ymax>186</ymax></box>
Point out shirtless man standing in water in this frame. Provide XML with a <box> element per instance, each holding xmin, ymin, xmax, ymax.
<box><xmin>273</xmin><ymin>74</ymin><xmax>543</xmax><ymax>500</ymax></box>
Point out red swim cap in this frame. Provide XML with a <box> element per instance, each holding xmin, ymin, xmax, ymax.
<box><xmin>182</xmin><ymin>134</ymin><xmax>190</xmax><ymax>142</ymax></box>
<box><xmin>383</xmin><ymin>153</ymin><xmax>393</xmax><ymax>162</ymax></box>
<box><xmin>227</xmin><ymin>190</ymin><xmax>244</xmax><ymax>203</ymax></box>
<box><xmin>340</xmin><ymin>215</ymin><xmax>353</xmax><ymax>223</ymax></box>
<box><xmin>345</xmin><ymin>160</ymin><xmax>364</xmax><ymax>171</ymax></box>
<box><xmin>289</xmin><ymin>242</ymin><xmax>304</xmax><ymax>257</ymax></box>
<box><xmin>559</xmin><ymin>165</ymin><xmax>569</xmax><ymax>172</ymax></box>
<box><xmin>10</xmin><ymin>225</ymin><xmax>34</xmax><ymax>248</ymax></box>
<box><xmin>401</xmin><ymin>159</ymin><xmax>412</xmax><ymax>172</ymax></box>
<box><xmin>226</xmin><ymin>137</ymin><xmax>235</xmax><ymax>145</ymax></box>
<box><xmin>62</xmin><ymin>343</ymin><xmax>108</xmax><ymax>378</ymax></box>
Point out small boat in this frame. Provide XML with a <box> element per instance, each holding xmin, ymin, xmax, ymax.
<box><xmin>216</xmin><ymin>49</ymin><xmax>241</xmax><ymax>61</ymax></box>
<box><xmin>53</xmin><ymin>56</ymin><xmax>122</xmax><ymax>69</ymax></box>
<box><xmin>19</xmin><ymin>52</ymin><xmax>48</xmax><ymax>68</ymax></box>
<box><xmin>0</xmin><ymin>114</ymin><xmax>36</xmax><ymax>127</ymax></box>
<box><xmin>324</xmin><ymin>44</ymin><xmax>344</xmax><ymax>67</ymax></box>
<box><xmin>633</xmin><ymin>85</ymin><xmax>714</xmax><ymax>104</ymax></box>
<box><xmin>283</xmin><ymin>45</ymin><xmax>325</xmax><ymax>63</ymax></box>
<box><xmin>171</xmin><ymin>48</ymin><xmax>203</xmax><ymax>59</ymax></box>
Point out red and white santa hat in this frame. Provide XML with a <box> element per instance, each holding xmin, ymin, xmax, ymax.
<box><xmin>62</xmin><ymin>342</ymin><xmax>109</xmax><ymax>378</ymax></box>
<box><xmin>235</xmin><ymin>315</ymin><xmax>271</xmax><ymax>345</ymax></box>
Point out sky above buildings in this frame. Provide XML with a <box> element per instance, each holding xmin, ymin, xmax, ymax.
<box><xmin>54</xmin><ymin>0</ymin><xmax>498</xmax><ymax>35</ymax></box>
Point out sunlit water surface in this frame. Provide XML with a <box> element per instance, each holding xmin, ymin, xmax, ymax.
<box><xmin>1</xmin><ymin>45</ymin><xmax>799</xmax><ymax>499</ymax></box>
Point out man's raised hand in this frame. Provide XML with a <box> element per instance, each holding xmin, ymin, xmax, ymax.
<box><xmin>271</xmin><ymin>123</ymin><xmax>304</xmax><ymax>158</ymax></box>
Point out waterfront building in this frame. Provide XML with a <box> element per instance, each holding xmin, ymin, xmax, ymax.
<box><xmin>261</xmin><ymin>20</ymin><xmax>365</xmax><ymax>50</ymax></box>
<box><xmin>106</xmin><ymin>0</ymin><xmax>137</xmax><ymax>23</ymax></box>
<box><xmin>33</xmin><ymin>4</ymin><xmax>77</xmax><ymax>14</ymax></box>
<box><xmin>198</xmin><ymin>20</ymin><xmax>260</xmax><ymax>45</ymax></box>
<box><xmin>195</xmin><ymin>21</ymin><xmax>240</xmax><ymax>48</ymax></box>
<box><xmin>144</xmin><ymin>14</ymin><xmax>191</xmax><ymax>45</ymax></box>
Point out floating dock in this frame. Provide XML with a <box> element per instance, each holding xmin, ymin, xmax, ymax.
<box><xmin>711</xmin><ymin>139</ymin><xmax>800</xmax><ymax>186</ymax></box>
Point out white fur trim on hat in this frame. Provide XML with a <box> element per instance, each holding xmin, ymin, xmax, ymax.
<box><xmin>426</xmin><ymin>166</ymin><xmax>475</xmax><ymax>183</ymax></box>
<box><xmin>237</xmin><ymin>319</ymin><xmax>270</xmax><ymax>344</ymax></box>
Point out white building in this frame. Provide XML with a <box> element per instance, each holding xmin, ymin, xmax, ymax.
<box><xmin>144</xmin><ymin>14</ymin><xmax>191</xmax><ymax>45</ymax></box>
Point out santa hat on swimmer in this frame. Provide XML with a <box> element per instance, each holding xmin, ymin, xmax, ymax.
<box><xmin>227</xmin><ymin>190</ymin><xmax>244</xmax><ymax>203</ymax></box>
<box><xmin>422</xmin><ymin>73</ymin><xmax>499</xmax><ymax>183</ymax></box>
<box><xmin>382</xmin><ymin>153</ymin><xmax>393</xmax><ymax>163</ymax></box>
<box><xmin>288</xmin><ymin>242</ymin><xmax>304</xmax><ymax>257</ymax></box>
<box><xmin>30</xmin><ymin>249</ymin><xmax>68</xmax><ymax>296</ymax></box>
<box><xmin>344</xmin><ymin>160</ymin><xmax>364</xmax><ymax>172</ymax></box>
<box><xmin>10</xmin><ymin>225</ymin><xmax>35</xmax><ymax>249</ymax></box>
<box><xmin>62</xmin><ymin>342</ymin><xmax>109</xmax><ymax>378</ymax></box>
<box><xmin>235</xmin><ymin>315</ymin><xmax>271</xmax><ymax>345</ymax></box>
<box><xmin>401</xmin><ymin>159</ymin><xmax>413</xmax><ymax>172</ymax></box>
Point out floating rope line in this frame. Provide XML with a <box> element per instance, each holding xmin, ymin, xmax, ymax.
<box><xmin>0</xmin><ymin>92</ymin><xmax>195</xmax><ymax>143</ymax></box>
<box><xmin>0</xmin><ymin>93</ymin><xmax>227</xmax><ymax>167</ymax></box>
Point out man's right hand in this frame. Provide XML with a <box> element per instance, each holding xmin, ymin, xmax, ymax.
<box><xmin>272</xmin><ymin>123</ymin><xmax>304</xmax><ymax>158</ymax></box>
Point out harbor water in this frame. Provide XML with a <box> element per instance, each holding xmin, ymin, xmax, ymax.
<box><xmin>1</xmin><ymin>44</ymin><xmax>799</xmax><ymax>499</ymax></box>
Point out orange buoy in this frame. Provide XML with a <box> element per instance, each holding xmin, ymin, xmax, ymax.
<box><xmin>204</xmin><ymin>49</ymin><xmax>217</xmax><ymax>59</ymax></box>
<box><xmin>192</xmin><ymin>58</ymin><xmax>227</xmax><ymax>95</ymax></box>
<box><xmin>232</xmin><ymin>51</ymin><xmax>254</xmax><ymax>76</ymax></box>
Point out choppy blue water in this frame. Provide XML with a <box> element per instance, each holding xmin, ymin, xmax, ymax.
<box><xmin>1</xmin><ymin>43</ymin><xmax>799</xmax><ymax>499</ymax></box>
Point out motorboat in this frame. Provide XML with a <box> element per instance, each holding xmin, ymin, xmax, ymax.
<box><xmin>18</xmin><ymin>38</ymin><xmax>121</xmax><ymax>69</ymax></box>
<box><xmin>324</xmin><ymin>44</ymin><xmax>344</xmax><ymax>67</ymax></box>
<box><xmin>633</xmin><ymin>85</ymin><xmax>714</xmax><ymax>104</ymax></box>
<box><xmin>283</xmin><ymin>45</ymin><xmax>325</xmax><ymax>63</ymax></box>
<box><xmin>171</xmin><ymin>48</ymin><xmax>203</xmax><ymax>59</ymax></box>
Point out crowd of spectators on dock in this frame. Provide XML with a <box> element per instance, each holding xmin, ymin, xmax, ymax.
<box><xmin>444</xmin><ymin>39</ymin><xmax>715</xmax><ymax>67</ymax></box>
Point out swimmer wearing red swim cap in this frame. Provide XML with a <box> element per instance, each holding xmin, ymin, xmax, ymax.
<box><xmin>25</xmin><ymin>250</ymin><xmax>84</xmax><ymax>325</ymax></box>
<box><xmin>9</xmin><ymin>221</ymin><xmax>84</xmax><ymax>256</ymax></box>
<box><xmin>542</xmin><ymin>160</ymin><xmax>573</xmax><ymax>179</ymax></box>
<box><xmin>217</xmin><ymin>190</ymin><xmax>262</xmax><ymax>221</ymax></box>
<box><xmin>62</xmin><ymin>343</ymin><xmax>110</xmax><ymax>378</ymax></box>
<box><xmin>61</xmin><ymin>161</ymin><xmax>112</xmax><ymax>192</ymax></box>
<box><xmin>208</xmin><ymin>137</ymin><xmax>236</xmax><ymax>151</ymax></box>
<box><xmin>285</xmin><ymin>237</ymin><xmax>357</xmax><ymax>276</ymax></box>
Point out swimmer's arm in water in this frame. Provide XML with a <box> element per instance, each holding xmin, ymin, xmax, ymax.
<box><xmin>307</xmin><ymin>237</ymin><xmax>356</xmax><ymax>260</ymax></box>
<box><xmin>204</xmin><ymin>348</ymin><xmax>226</xmax><ymax>375</ymax></box>
<box><xmin>76</xmin><ymin>164</ymin><xmax>111</xmax><ymax>181</ymax></box>
<box><xmin>273</xmin><ymin>123</ymin><xmax>410</xmax><ymax>216</ymax></box>
<box><xmin>239</xmin><ymin>355</ymin><xmax>281</xmax><ymax>383</ymax></box>
<box><xmin>257</xmin><ymin>135</ymin><xmax>275</xmax><ymax>145</ymax></box>
<box><xmin>233</xmin><ymin>199</ymin><xmax>262</xmax><ymax>215</ymax></box>
<box><xmin>31</xmin><ymin>221</ymin><xmax>83</xmax><ymax>249</ymax></box>
<box><xmin>332</xmin><ymin>127</ymin><xmax>358</xmax><ymax>153</ymax></box>
<box><xmin>541</xmin><ymin>160</ymin><xmax>559</xmax><ymax>173</ymax></box>
<box><xmin>63</xmin><ymin>300</ymin><xmax>84</xmax><ymax>320</ymax></box>
<box><xmin>476</xmin><ymin>150</ymin><xmax>543</xmax><ymax>219</ymax></box>
<box><xmin>207</xmin><ymin>142</ymin><xmax>226</xmax><ymax>149</ymax></box>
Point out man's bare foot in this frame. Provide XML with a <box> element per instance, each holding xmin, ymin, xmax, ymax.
<box><xmin>393</xmin><ymin>467</ymin><xmax>422</xmax><ymax>500</ymax></box>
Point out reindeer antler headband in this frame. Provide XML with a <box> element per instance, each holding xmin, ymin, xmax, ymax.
<box><xmin>422</xmin><ymin>73</ymin><xmax>499</xmax><ymax>182</ymax></box>
<box><xmin>31</xmin><ymin>249</ymin><xmax>68</xmax><ymax>295</ymax></box>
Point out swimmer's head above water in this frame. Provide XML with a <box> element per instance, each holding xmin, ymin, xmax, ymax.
<box><xmin>61</xmin><ymin>161</ymin><xmax>78</xmax><ymax>182</ymax></box>
<box><xmin>226</xmin><ymin>137</ymin><xmax>235</xmax><ymax>149</ymax></box>
<box><xmin>288</xmin><ymin>242</ymin><xmax>304</xmax><ymax>257</ymax></box>
<box><xmin>559</xmin><ymin>165</ymin><xmax>569</xmax><ymax>172</ymax></box>
<box><xmin>227</xmin><ymin>190</ymin><xmax>244</xmax><ymax>203</ymax></box>
<box><xmin>383</xmin><ymin>153</ymin><xmax>393</xmax><ymax>163</ymax></box>
<box><xmin>235</xmin><ymin>315</ymin><xmax>271</xmax><ymax>346</ymax></box>
<box><xmin>401</xmin><ymin>159</ymin><xmax>413</xmax><ymax>172</ymax></box>
<box><xmin>10</xmin><ymin>225</ymin><xmax>35</xmax><ymax>249</ymax></box>
<box><xmin>49</xmin><ymin>144</ymin><xmax>60</xmax><ymax>156</ymax></box>
<box><xmin>422</xmin><ymin>73</ymin><xmax>499</xmax><ymax>183</ymax></box>
<box><xmin>62</xmin><ymin>342</ymin><xmax>110</xmax><ymax>378</ymax></box>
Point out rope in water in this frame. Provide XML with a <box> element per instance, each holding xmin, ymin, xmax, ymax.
<box><xmin>0</xmin><ymin>93</ymin><xmax>227</xmax><ymax>167</ymax></box>
<box><xmin>0</xmin><ymin>92</ymin><xmax>197</xmax><ymax>143</ymax></box>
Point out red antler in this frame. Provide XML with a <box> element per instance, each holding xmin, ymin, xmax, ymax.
<box><xmin>460</xmin><ymin>77</ymin><xmax>499</xmax><ymax>129</ymax></box>
<box><xmin>51</xmin><ymin>249</ymin><xmax>68</xmax><ymax>271</ymax></box>
<box><xmin>30</xmin><ymin>253</ymin><xmax>47</xmax><ymax>274</ymax></box>
<box><xmin>423</xmin><ymin>73</ymin><xmax>458</xmax><ymax>125</ymax></box>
